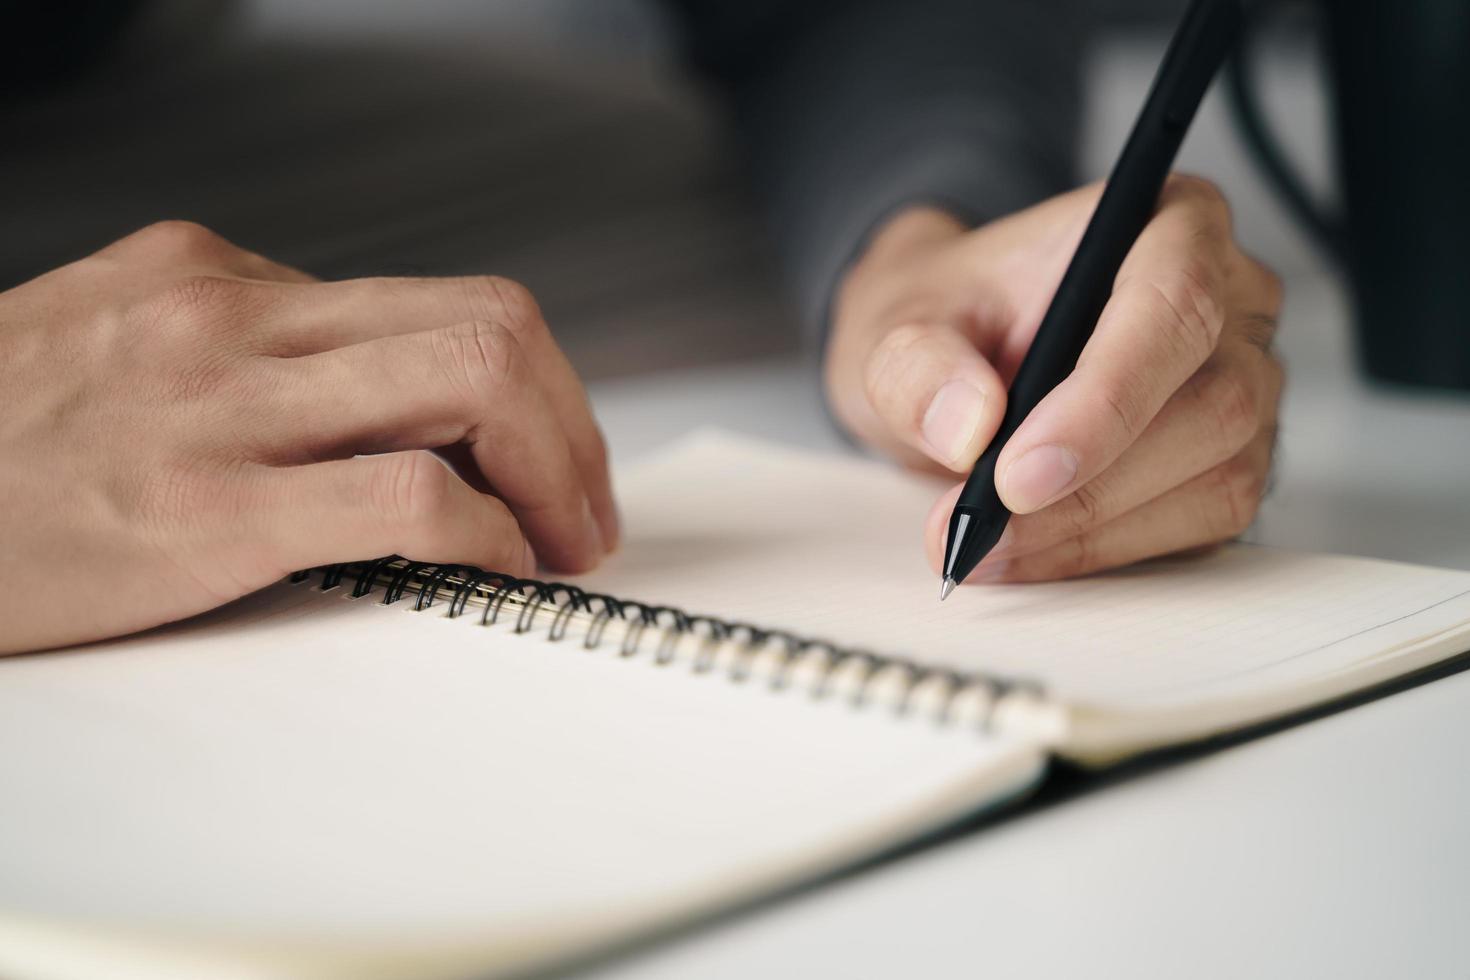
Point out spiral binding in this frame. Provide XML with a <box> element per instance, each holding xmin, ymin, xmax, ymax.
<box><xmin>291</xmin><ymin>556</ymin><xmax>1048</xmax><ymax>733</ymax></box>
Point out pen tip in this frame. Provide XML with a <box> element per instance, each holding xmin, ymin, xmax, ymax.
<box><xmin>939</xmin><ymin>577</ymin><xmax>956</xmax><ymax>602</ymax></box>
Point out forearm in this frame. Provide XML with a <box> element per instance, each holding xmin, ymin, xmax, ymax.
<box><xmin>668</xmin><ymin>0</ymin><xmax>1088</xmax><ymax>336</ymax></box>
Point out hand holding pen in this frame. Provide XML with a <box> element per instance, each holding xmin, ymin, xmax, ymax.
<box><xmin>823</xmin><ymin>0</ymin><xmax>1282</xmax><ymax>588</ymax></box>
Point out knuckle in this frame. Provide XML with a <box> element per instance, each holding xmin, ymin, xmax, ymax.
<box><xmin>1057</xmin><ymin>534</ymin><xmax>1098</xmax><ymax>580</ymax></box>
<box><xmin>140</xmin><ymin>278</ymin><xmax>267</xmax><ymax>382</ymax></box>
<box><xmin>1061</xmin><ymin>479</ymin><xmax>1108</xmax><ymax>537</ymax></box>
<box><xmin>1232</xmin><ymin>258</ymin><xmax>1284</xmax><ymax>355</ymax></box>
<box><xmin>1213</xmin><ymin>454</ymin><xmax>1266</xmax><ymax>536</ymax></box>
<box><xmin>139</xmin><ymin>279</ymin><xmax>252</xmax><ymax>401</ymax></box>
<box><xmin>433</xmin><ymin>319</ymin><xmax>520</xmax><ymax>396</ymax></box>
<box><xmin>1190</xmin><ymin>361</ymin><xmax>1260</xmax><ymax>452</ymax></box>
<box><xmin>130</xmin><ymin>220</ymin><xmax>226</xmax><ymax>258</ymax></box>
<box><xmin>377</xmin><ymin>452</ymin><xmax>451</xmax><ymax>533</ymax></box>
<box><xmin>862</xmin><ymin>323</ymin><xmax>929</xmax><ymax>411</ymax></box>
<box><xmin>1141</xmin><ymin>262</ymin><xmax>1225</xmax><ymax>363</ymax></box>
<box><xmin>1096</xmin><ymin>380</ymin><xmax>1147</xmax><ymax>442</ymax></box>
<box><xmin>463</xmin><ymin>276</ymin><xmax>544</xmax><ymax>337</ymax></box>
<box><xmin>871</xmin><ymin>322</ymin><xmax>930</xmax><ymax>361</ymax></box>
<box><xmin>1235</xmin><ymin>312</ymin><xmax>1280</xmax><ymax>354</ymax></box>
<box><xmin>1166</xmin><ymin>173</ymin><xmax>1231</xmax><ymax>224</ymax></box>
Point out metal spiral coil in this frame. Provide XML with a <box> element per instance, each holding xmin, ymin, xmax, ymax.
<box><xmin>293</xmin><ymin>557</ymin><xmax>1045</xmax><ymax>732</ymax></box>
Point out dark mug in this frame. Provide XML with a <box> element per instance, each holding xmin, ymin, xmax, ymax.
<box><xmin>1226</xmin><ymin>0</ymin><xmax>1470</xmax><ymax>391</ymax></box>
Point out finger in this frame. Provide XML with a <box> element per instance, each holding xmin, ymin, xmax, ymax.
<box><xmin>930</xmin><ymin>430</ymin><xmax>1274</xmax><ymax>583</ymax></box>
<box><xmin>246</xmin><ymin>276</ymin><xmax>536</xmax><ymax>353</ymax></box>
<box><xmin>963</xmin><ymin>240</ymin><xmax>1282</xmax><ymax>559</ymax></box>
<box><xmin>251</xmin><ymin>275</ymin><xmax>618</xmax><ymax>548</ymax></box>
<box><xmin>258</xmin><ymin>319</ymin><xmax>604</xmax><ymax>574</ymax></box>
<box><xmin>929</xmin><ymin>340</ymin><xmax>1282</xmax><ymax>564</ymax></box>
<box><xmin>1224</xmin><ymin>252</ymin><xmax>1284</xmax><ymax>354</ymax></box>
<box><xmin>435</xmin><ymin>443</ymin><xmax>495</xmax><ymax>494</ymax></box>
<box><xmin>258</xmin><ymin>452</ymin><xmax>537</xmax><ymax>577</ymax></box>
<box><xmin>995</xmin><ymin>175</ymin><xmax>1233</xmax><ymax>514</ymax></box>
<box><xmin>846</xmin><ymin>321</ymin><xmax>1008</xmax><ymax>473</ymax></box>
<box><xmin>101</xmin><ymin>220</ymin><xmax>316</xmax><ymax>284</ymax></box>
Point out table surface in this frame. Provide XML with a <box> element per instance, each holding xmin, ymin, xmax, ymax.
<box><xmin>12</xmin><ymin>10</ymin><xmax>1467</xmax><ymax>973</ymax></box>
<box><xmin>580</xmin><ymin>274</ymin><xmax>1470</xmax><ymax>979</ymax></box>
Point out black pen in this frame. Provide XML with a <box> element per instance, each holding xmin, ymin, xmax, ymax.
<box><xmin>940</xmin><ymin>0</ymin><xmax>1244</xmax><ymax>599</ymax></box>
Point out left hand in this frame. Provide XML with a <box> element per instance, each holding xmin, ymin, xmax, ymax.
<box><xmin>825</xmin><ymin>176</ymin><xmax>1284</xmax><ymax>583</ymax></box>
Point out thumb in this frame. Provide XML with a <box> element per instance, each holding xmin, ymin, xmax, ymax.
<box><xmin>854</xmin><ymin>321</ymin><xmax>1007</xmax><ymax>473</ymax></box>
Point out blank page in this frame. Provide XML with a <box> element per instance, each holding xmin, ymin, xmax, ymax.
<box><xmin>0</xmin><ymin>568</ymin><xmax>1040</xmax><ymax>978</ymax></box>
<box><xmin>579</xmin><ymin>432</ymin><xmax>1470</xmax><ymax>717</ymax></box>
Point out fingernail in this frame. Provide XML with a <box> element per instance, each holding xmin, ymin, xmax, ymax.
<box><xmin>1003</xmin><ymin>445</ymin><xmax>1078</xmax><ymax>512</ymax></box>
<box><xmin>523</xmin><ymin>540</ymin><xmax>539</xmax><ymax>575</ymax></box>
<box><xmin>921</xmin><ymin>380</ymin><xmax>987</xmax><ymax>468</ymax></box>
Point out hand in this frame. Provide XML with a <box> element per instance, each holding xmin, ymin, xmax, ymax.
<box><xmin>0</xmin><ymin>222</ymin><xmax>618</xmax><ymax>654</ymax></box>
<box><xmin>826</xmin><ymin>176</ymin><xmax>1284</xmax><ymax>583</ymax></box>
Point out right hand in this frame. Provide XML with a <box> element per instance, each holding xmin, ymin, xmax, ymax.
<box><xmin>825</xmin><ymin>181</ymin><xmax>1283</xmax><ymax>584</ymax></box>
<box><xmin>0</xmin><ymin>221</ymin><xmax>618</xmax><ymax>655</ymax></box>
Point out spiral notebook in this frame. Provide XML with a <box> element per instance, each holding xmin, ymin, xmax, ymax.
<box><xmin>3</xmin><ymin>431</ymin><xmax>1470</xmax><ymax>980</ymax></box>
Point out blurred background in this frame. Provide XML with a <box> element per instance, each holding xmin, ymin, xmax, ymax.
<box><xmin>5</xmin><ymin>0</ymin><xmax>1468</xmax><ymax>567</ymax></box>
<box><xmin>3</xmin><ymin>0</ymin><xmax>1332</xmax><ymax>375</ymax></box>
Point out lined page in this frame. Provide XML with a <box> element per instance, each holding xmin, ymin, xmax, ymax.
<box><xmin>575</xmin><ymin>431</ymin><xmax>1470</xmax><ymax>710</ymax></box>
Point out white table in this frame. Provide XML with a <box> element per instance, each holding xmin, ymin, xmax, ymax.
<box><xmin>14</xmin><ymin>5</ymin><xmax>1466</xmax><ymax>971</ymax></box>
<box><xmin>582</xmin><ymin>273</ymin><xmax>1470</xmax><ymax>979</ymax></box>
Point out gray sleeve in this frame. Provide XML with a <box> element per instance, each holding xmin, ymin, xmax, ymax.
<box><xmin>665</xmin><ymin>0</ymin><xmax>1088</xmax><ymax>339</ymax></box>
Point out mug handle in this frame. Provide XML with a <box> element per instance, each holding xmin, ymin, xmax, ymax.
<box><xmin>1223</xmin><ymin>0</ymin><xmax>1349</xmax><ymax>267</ymax></box>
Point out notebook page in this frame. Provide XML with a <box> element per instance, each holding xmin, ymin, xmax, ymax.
<box><xmin>0</xmin><ymin>576</ymin><xmax>1041</xmax><ymax>978</ymax></box>
<box><xmin>577</xmin><ymin>431</ymin><xmax>1470</xmax><ymax>713</ymax></box>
